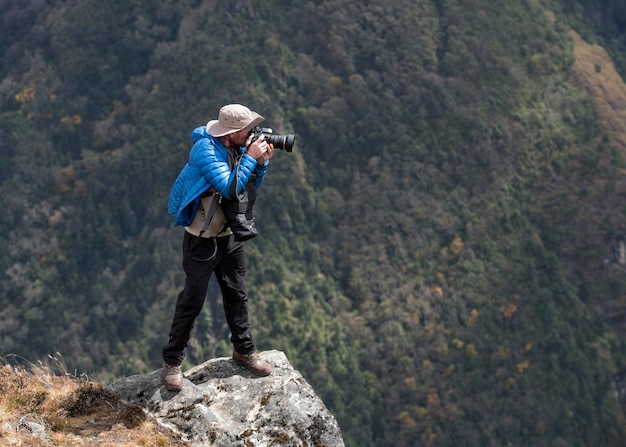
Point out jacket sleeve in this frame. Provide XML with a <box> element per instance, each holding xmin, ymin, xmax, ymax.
<box><xmin>190</xmin><ymin>139</ymin><xmax>259</xmax><ymax>200</ymax></box>
<box><xmin>252</xmin><ymin>160</ymin><xmax>269</xmax><ymax>187</ymax></box>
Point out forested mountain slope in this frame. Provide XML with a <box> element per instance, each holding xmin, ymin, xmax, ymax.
<box><xmin>1</xmin><ymin>1</ymin><xmax>626</xmax><ymax>446</ymax></box>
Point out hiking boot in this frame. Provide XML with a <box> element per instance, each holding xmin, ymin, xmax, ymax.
<box><xmin>233</xmin><ymin>351</ymin><xmax>272</xmax><ymax>377</ymax></box>
<box><xmin>161</xmin><ymin>362</ymin><xmax>183</xmax><ymax>391</ymax></box>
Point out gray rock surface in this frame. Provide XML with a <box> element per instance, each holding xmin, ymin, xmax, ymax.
<box><xmin>106</xmin><ymin>350</ymin><xmax>345</xmax><ymax>447</ymax></box>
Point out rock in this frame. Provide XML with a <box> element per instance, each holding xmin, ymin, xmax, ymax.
<box><xmin>611</xmin><ymin>236</ymin><xmax>626</xmax><ymax>265</ymax></box>
<box><xmin>16</xmin><ymin>416</ymin><xmax>52</xmax><ymax>444</ymax></box>
<box><xmin>106</xmin><ymin>350</ymin><xmax>345</xmax><ymax>447</ymax></box>
<box><xmin>613</xmin><ymin>369</ymin><xmax>626</xmax><ymax>406</ymax></box>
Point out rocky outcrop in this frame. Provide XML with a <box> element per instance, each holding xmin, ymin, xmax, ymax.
<box><xmin>106</xmin><ymin>350</ymin><xmax>345</xmax><ymax>447</ymax></box>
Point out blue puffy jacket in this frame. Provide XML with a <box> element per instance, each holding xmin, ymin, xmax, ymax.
<box><xmin>168</xmin><ymin>126</ymin><xmax>268</xmax><ymax>226</ymax></box>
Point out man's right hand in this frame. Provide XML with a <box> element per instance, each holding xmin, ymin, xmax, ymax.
<box><xmin>246</xmin><ymin>134</ymin><xmax>274</xmax><ymax>162</ymax></box>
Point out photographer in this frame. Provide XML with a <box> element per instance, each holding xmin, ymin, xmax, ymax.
<box><xmin>162</xmin><ymin>104</ymin><xmax>275</xmax><ymax>391</ymax></box>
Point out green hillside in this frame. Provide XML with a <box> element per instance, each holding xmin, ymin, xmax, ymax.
<box><xmin>1</xmin><ymin>1</ymin><xmax>626</xmax><ymax>446</ymax></box>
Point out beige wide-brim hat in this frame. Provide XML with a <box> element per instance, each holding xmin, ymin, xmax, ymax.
<box><xmin>206</xmin><ymin>104</ymin><xmax>265</xmax><ymax>137</ymax></box>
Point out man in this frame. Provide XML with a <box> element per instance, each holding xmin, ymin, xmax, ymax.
<box><xmin>162</xmin><ymin>104</ymin><xmax>275</xmax><ymax>391</ymax></box>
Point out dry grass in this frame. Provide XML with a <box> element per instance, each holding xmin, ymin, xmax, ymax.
<box><xmin>570</xmin><ymin>30</ymin><xmax>626</xmax><ymax>154</ymax></box>
<box><xmin>0</xmin><ymin>356</ymin><xmax>189</xmax><ymax>447</ymax></box>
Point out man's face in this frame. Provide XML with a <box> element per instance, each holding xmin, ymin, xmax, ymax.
<box><xmin>226</xmin><ymin>128</ymin><xmax>250</xmax><ymax>148</ymax></box>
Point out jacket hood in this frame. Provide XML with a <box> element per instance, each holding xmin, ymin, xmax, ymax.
<box><xmin>191</xmin><ymin>126</ymin><xmax>211</xmax><ymax>144</ymax></box>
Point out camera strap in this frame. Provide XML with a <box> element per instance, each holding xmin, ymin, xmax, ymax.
<box><xmin>228</xmin><ymin>152</ymin><xmax>242</xmax><ymax>201</ymax></box>
<box><xmin>227</xmin><ymin>147</ymin><xmax>257</xmax><ymax>201</ymax></box>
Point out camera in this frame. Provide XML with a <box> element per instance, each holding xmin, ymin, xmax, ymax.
<box><xmin>250</xmin><ymin>127</ymin><xmax>295</xmax><ymax>152</ymax></box>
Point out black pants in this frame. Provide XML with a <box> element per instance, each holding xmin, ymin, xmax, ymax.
<box><xmin>162</xmin><ymin>231</ymin><xmax>254</xmax><ymax>366</ymax></box>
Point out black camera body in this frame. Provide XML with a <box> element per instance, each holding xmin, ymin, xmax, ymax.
<box><xmin>251</xmin><ymin>127</ymin><xmax>295</xmax><ymax>152</ymax></box>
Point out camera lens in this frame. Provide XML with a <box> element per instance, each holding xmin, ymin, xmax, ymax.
<box><xmin>266</xmin><ymin>133</ymin><xmax>295</xmax><ymax>152</ymax></box>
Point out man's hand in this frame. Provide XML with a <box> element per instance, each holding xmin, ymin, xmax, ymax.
<box><xmin>246</xmin><ymin>134</ymin><xmax>275</xmax><ymax>162</ymax></box>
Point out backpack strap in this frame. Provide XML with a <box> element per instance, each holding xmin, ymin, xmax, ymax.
<box><xmin>198</xmin><ymin>193</ymin><xmax>220</xmax><ymax>238</ymax></box>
